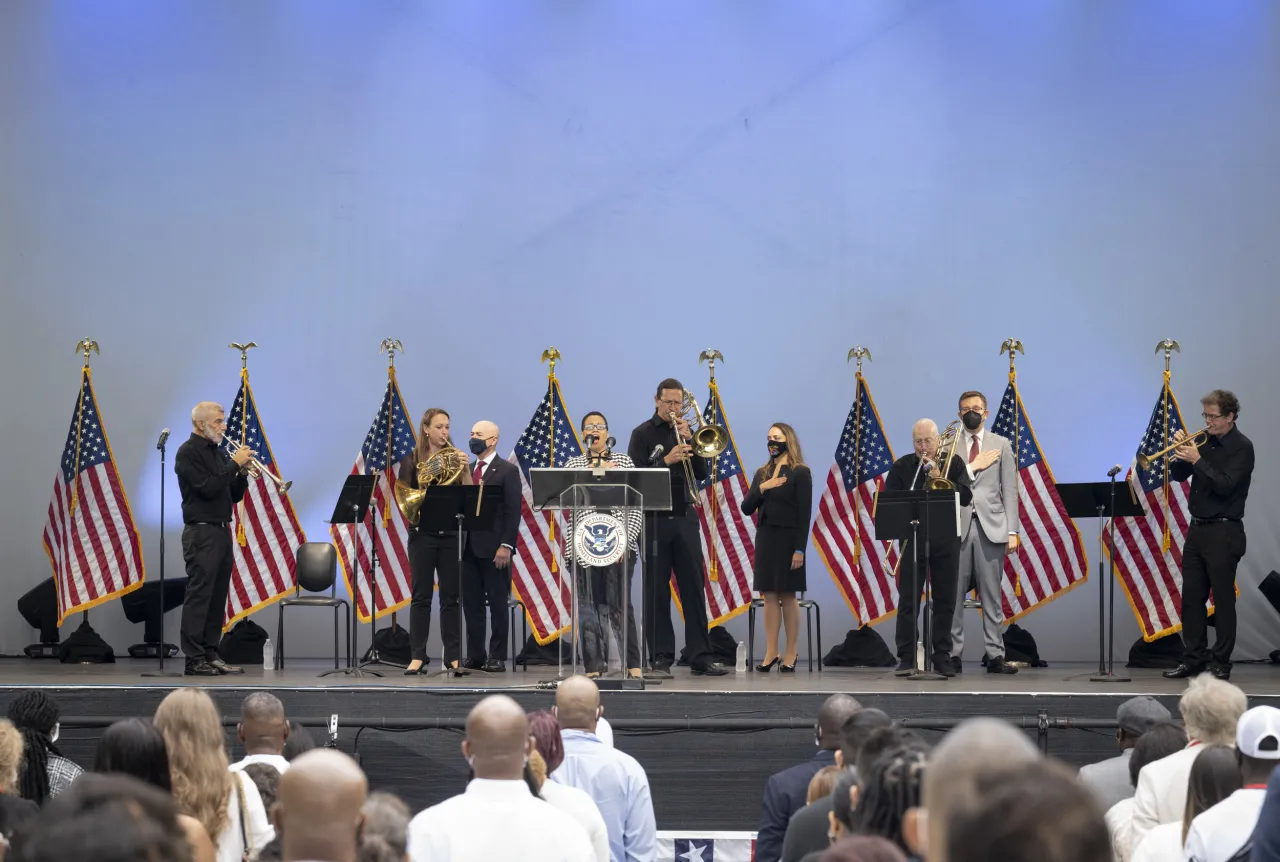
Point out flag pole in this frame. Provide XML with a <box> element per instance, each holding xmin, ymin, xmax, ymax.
<box><xmin>1000</xmin><ymin>339</ymin><xmax>1025</xmax><ymax>596</ymax></box>
<box><xmin>68</xmin><ymin>339</ymin><xmax>99</xmax><ymax>515</ymax></box>
<box><xmin>846</xmin><ymin>347</ymin><xmax>872</xmax><ymax>564</ymax></box>
<box><xmin>541</xmin><ymin>347</ymin><xmax>561</xmax><ymax>572</ymax></box>
<box><xmin>699</xmin><ymin>349</ymin><xmax>724</xmax><ymax>580</ymax></box>
<box><xmin>229</xmin><ymin>342</ymin><xmax>257</xmax><ymax>547</ymax></box>
<box><xmin>1156</xmin><ymin>339</ymin><xmax>1181</xmax><ymax>553</ymax></box>
<box><xmin>379</xmin><ymin>339</ymin><xmax>404</xmax><ymax>529</ymax></box>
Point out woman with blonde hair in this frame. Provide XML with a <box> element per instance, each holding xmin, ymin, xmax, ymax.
<box><xmin>741</xmin><ymin>422</ymin><xmax>812</xmax><ymax>672</ymax></box>
<box><xmin>154</xmin><ymin>688</ymin><xmax>273</xmax><ymax>862</ymax></box>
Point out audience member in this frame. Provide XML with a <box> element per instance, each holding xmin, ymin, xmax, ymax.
<box><xmin>358</xmin><ymin>793</ymin><xmax>410</xmax><ymax>862</ymax></box>
<box><xmin>781</xmin><ymin>708</ymin><xmax>894</xmax><ymax>862</ymax></box>
<box><xmin>1106</xmin><ymin>722</ymin><xmax>1188</xmax><ymax>862</ymax></box>
<box><xmin>231</xmin><ymin>693</ymin><xmax>290</xmax><ymax>774</ymax></box>
<box><xmin>1130</xmin><ymin>674</ymin><xmax>1246</xmax><ymax>849</ymax></box>
<box><xmin>1185</xmin><ymin>706</ymin><xmax>1280</xmax><ymax>862</ymax></box>
<box><xmin>852</xmin><ymin>742</ymin><xmax>929</xmax><ymax>857</ymax></box>
<box><xmin>92</xmin><ymin>717</ymin><xmax>217</xmax><ymax>862</ymax></box>
<box><xmin>274</xmin><ymin>750</ymin><xmax>367</xmax><ymax>862</ymax></box>
<box><xmin>807</xmin><ymin>766</ymin><xmax>842</xmax><ymax>805</ymax></box>
<box><xmin>0</xmin><ymin>721</ymin><xmax>37</xmax><ymax>846</ymax></box>
<box><xmin>799</xmin><ymin>769</ymin><xmax>861</xmax><ymax>862</ymax></box>
<box><xmin>922</xmin><ymin>717</ymin><xmax>1040</xmax><ymax>862</ymax></box>
<box><xmin>244</xmin><ymin>763</ymin><xmax>281</xmax><ymax>812</ymax></box>
<box><xmin>1132</xmin><ymin>744</ymin><xmax>1239</xmax><ymax>862</ymax></box>
<box><xmin>5</xmin><ymin>692</ymin><xmax>81</xmax><ymax>804</ymax></box>
<box><xmin>10</xmin><ymin>772</ymin><xmax>192</xmax><ymax>862</ymax></box>
<box><xmin>758</xmin><ymin>695</ymin><xmax>862</xmax><ymax>862</ymax></box>
<box><xmin>154</xmin><ymin>688</ymin><xmax>274</xmax><ymax>862</ymax></box>
<box><xmin>819</xmin><ymin>836</ymin><xmax>908</xmax><ymax>862</ymax></box>
<box><xmin>283</xmin><ymin>722</ymin><xmax>317</xmax><ymax>761</ymax></box>
<box><xmin>527</xmin><ymin>711</ymin><xmax>609</xmax><ymax>862</ymax></box>
<box><xmin>1251</xmin><ymin>764</ymin><xmax>1280</xmax><ymax>862</ymax></box>
<box><xmin>1079</xmin><ymin>696</ymin><xmax>1172</xmax><ymax>811</ymax></box>
<box><xmin>409</xmin><ymin>694</ymin><xmax>594</xmax><ymax>862</ymax></box>
<box><xmin>552</xmin><ymin>676</ymin><xmax>655</xmax><ymax>862</ymax></box>
<box><xmin>946</xmin><ymin>759</ymin><xmax>1110</xmax><ymax>862</ymax></box>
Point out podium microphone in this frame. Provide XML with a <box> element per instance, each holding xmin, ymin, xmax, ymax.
<box><xmin>648</xmin><ymin>444</ymin><xmax>664</xmax><ymax>466</ymax></box>
<box><xmin>155</xmin><ymin>428</ymin><xmax>170</xmax><ymax>450</ymax></box>
<box><xmin>1107</xmin><ymin>464</ymin><xmax>1123</xmax><ymax>478</ymax></box>
<box><xmin>584</xmin><ymin>434</ymin><xmax>598</xmax><ymax>448</ymax></box>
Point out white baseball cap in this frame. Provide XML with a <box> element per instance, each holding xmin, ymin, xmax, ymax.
<box><xmin>1237</xmin><ymin>706</ymin><xmax>1280</xmax><ymax>759</ymax></box>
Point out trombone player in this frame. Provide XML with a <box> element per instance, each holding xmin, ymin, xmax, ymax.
<box><xmin>1163</xmin><ymin>390</ymin><xmax>1254</xmax><ymax>681</ymax></box>
<box><xmin>884</xmin><ymin>419</ymin><xmax>972</xmax><ymax>678</ymax></box>
<box><xmin>626</xmin><ymin>378</ymin><xmax>726</xmax><ymax>677</ymax></box>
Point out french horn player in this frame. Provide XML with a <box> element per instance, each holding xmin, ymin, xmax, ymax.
<box><xmin>396</xmin><ymin>407</ymin><xmax>472</xmax><ymax>674</ymax></box>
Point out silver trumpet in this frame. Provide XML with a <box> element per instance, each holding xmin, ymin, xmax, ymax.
<box><xmin>222</xmin><ymin>437</ymin><xmax>293</xmax><ymax>494</ymax></box>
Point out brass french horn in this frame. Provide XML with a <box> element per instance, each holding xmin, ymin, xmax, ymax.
<box><xmin>394</xmin><ymin>444</ymin><xmax>467</xmax><ymax>525</ymax></box>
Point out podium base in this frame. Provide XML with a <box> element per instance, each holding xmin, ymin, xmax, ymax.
<box><xmin>906</xmin><ymin>670</ymin><xmax>949</xmax><ymax>681</ymax></box>
<box><xmin>1089</xmin><ymin>672</ymin><xmax>1132</xmax><ymax>682</ymax></box>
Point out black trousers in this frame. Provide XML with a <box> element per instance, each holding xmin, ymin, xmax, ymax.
<box><xmin>1181</xmin><ymin>522</ymin><xmax>1246</xmax><ymax>668</ymax></box>
<box><xmin>894</xmin><ymin>538</ymin><xmax>960</xmax><ymax>662</ymax></box>
<box><xmin>180</xmin><ymin>524</ymin><xmax>234</xmax><ymax>662</ymax></box>
<box><xmin>644</xmin><ymin>514</ymin><xmax>714</xmax><ymax>669</ymax></box>
<box><xmin>407</xmin><ymin>531</ymin><xmax>462</xmax><ymax>664</ymax></box>
<box><xmin>462</xmin><ymin>548</ymin><xmax>512</xmax><ymax>662</ymax></box>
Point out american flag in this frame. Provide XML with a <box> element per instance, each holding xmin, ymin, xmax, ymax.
<box><xmin>510</xmin><ymin>378</ymin><xmax>582</xmax><ymax>644</ymax></box>
<box><xmin>689</xmin><ymin>383</ymin><xmax>755</xmax><ymax>626</ymax></box>
<box><xmin>221</xmin><ymin>373</ymin><xmax>306</xmax><ymax>627</ymax></box>
<box><xmin>1105</xmin><ymin>385</ymin><xmax>1199</xmax><ymax>641</ymax></box>
<box><xmin>332</xmin><ymin>373</ymin><xmax>417</xmax><ymax>622</ymax></box>
<box><xmin>42</xmin><ymin>369</ymin><xmax>146</xmax><ymax>623</ymax></box>
<box><xmin>990</xmin><ymin>383</ymin><xmax>1089</xmax><ymax>621</ymax></box>
<box><xmin>811</xmin><ymin>375</ymin><xmax>900</xmax><ymax>625</ymax></box>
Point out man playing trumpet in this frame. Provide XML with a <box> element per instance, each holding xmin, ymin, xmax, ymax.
<box><xmin>174</xmin><ymin>401</ymin><xmax>253</xmax><ymax>677</ymax></box>
<box><xmin>1164</xmin><ymin>390</ymin><xmax>1254</xmax><ymax>681</ymax></box>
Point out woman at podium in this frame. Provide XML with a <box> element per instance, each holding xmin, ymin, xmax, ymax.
<box><xmin>741</xmin><ymin>423</ymin><xmax>812</xmax><ymax>673</ymax></box>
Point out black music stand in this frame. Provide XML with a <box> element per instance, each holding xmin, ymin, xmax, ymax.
<box><xmin>875</xmin><ymin>489</ymin><xmax>960</xmax><ymax>681</ymax></box>
<box><xmin>1058</xmin><ymin>478</ymin><xmax>1144</xmax><ymax>682</ymax></box>
<box><xmin>324</xmin><ymin>474</ymin><xmax>379</xmax><ymax>678</ymax></box>
<box><xmin>420</xmin><ymin>485</ymin><xmax>496</xmax><ymax>678</ymax></box>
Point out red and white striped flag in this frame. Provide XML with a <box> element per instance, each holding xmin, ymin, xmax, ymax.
<box><xmin>690</xmin><ymin>381</ymin><xmax>755</xmax><ymax>625</ymax></box>
<box><xmin>42</xmin><ymin>368</ymin><xmax>146</xmax><ymax>623</ymax></box>
<box><xmin>811</xmin><ymin>374</ymin><xmax>900</xmax><ymax>625</ymax></box>
<box><xmin>990</xmin><ymin>383</ymin><xmax>1090</xmax><ymax>620</ymax></box>
<box><xmin>1105</xmin><ymin>384</ymin><xmax>1200</xmax><ymax>641</ymax></box>
<box><xmin>332</xmin><ymin>372</ymin><xmax>417</xmax><ymax>622</ymax></box>
<box><xmin>221</xmin><ymin>370</ymin><xmax>306</xmax><ymax>627</ymax></box>
<box><xmin>509</xmin><ymin>377</ymin><xmax>581</xmax><ymax>644</ymax></box>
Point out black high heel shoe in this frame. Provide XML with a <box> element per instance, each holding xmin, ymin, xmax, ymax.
<box><xmin>756</xmin><ymin>657</ymin><xmax>780</xmax><ymax>673</ymax></box>
<box><xmin>779</xmin><ymin>660</ymin><xmax>797</xmax><ymax>673</ymax></box>
<box><xmin>404</xmin><ymin>661</ymin><xmax>425</xmax><ymax>675</ymax></box>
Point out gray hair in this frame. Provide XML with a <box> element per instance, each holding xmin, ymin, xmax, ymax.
<box><xmin>1179</xmin><ymin>674</ymin><xmax>1247</xmax><ymax>745</ymax></box>
<box><xmin>358</xmin><ymin>792</ymin><xmax>410</xmax><ymax>862</ymax></box>
<box><xmin>912</xmin><ymin>419</ymin><xmax>939</xmax><ymax>437</ymax></box>
<box><xmin>190</xmin><ymin>401</ymin><xmax>223</xmax><ymax>427</ymax></box>
<box><xmin>241</xmin><ymin>691</ymin><xmax>285</xmax><ymax>722</ymax></box>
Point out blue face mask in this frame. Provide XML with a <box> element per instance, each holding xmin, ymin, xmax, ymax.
<box><xmin>468</xmin><ymin>437</ymin><xmax>489</xmax><ymax>456</ymax></box>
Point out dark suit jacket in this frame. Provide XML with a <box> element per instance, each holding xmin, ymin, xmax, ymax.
<box><xmin>884</xmin><ymin>452</ymin><xmax>974</xmax><ymax>509</ymax></box>
<box><xmin>756</xmin><ymin>748</ymin><xmax>837</xmax><ymax>862</ymax></box>
<box><xmin>780</xmin><ymin>795</ymin><xmax>835</xmax><ymax>862</ymax></box>
<box><xmin>742</xmin><ymin>464</ymin><xmax>813</xmax><ymax>553</ymax></box>
<box><xmin>465</xmin><ymin>457</ymin><xmax>521</xmax><ymax>559</ymax></box>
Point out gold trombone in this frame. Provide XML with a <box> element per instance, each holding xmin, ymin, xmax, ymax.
<box><xmin>670</xmin><ymin>389</ymin><xmax>729</xmax><ymax>505</ymax></box>
<box><xmin>926</xmin><ymin>420</ymin><xmax>964</xmax><ymax>491</ymax></box>
<box><xmin>1136</xmin><ymin>427</ymin><xmax>1209</xmax><ymax>471</ymax></box>
<box><xmin>222</xmin><ymin>438</ymin><xmax>293</xmax><ymax>494</ymax></box>
<box><xmin>394</xmin><ymin>444</ymin><xmax>467</xmax><ymax>525</ymax></box>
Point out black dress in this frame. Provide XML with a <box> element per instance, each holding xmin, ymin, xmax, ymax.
<box><xmin>741</xmin><ymin>463</ymin><xmax>813</xmax><ymax>593</ymax></box>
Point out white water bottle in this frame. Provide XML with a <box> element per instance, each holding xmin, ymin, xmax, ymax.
<box><xmin>263</xmin><ymin>637</ymin><xmax>274</xmax><ymax>671</ymax></box>
<box><xmin>735</xmin><ymin>641</ymin><xmax>746</xmax><ymax>674</ymax></box>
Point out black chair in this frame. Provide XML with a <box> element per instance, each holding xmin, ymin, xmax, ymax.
<box><xmin>276</xmin><ymin>542</ymin><xmax>351</xmax><ymax>670</ymax></box>
<box><xmin>747</xmin><ymin>594</ymin><xmax>823</xmax><ymax>671</ymax></box>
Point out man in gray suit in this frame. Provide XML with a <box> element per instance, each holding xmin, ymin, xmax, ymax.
<box><xmin>949</xmin><ymin>390</ymin><xmax>1019</xmax><ymax>674</ymax></box>
<box><xmin>1077</xmin><ymin>696</ymin><xmax>1172</xmax><ymax>812</ymax></box>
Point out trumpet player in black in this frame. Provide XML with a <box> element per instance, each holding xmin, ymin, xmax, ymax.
<box><xmin>396</xmin><ymin>407</ymin><xmax>473</xmax><ymax>674</ymax></box>
<box><xmin>563</xmin><ymin>412</ymin><xmax>643</xmax><ymax>678</ymax></box>
<box><xmin>883</xmin><ymin>418</ymin><xmax>972</xmax><ymax>678</ymax></box>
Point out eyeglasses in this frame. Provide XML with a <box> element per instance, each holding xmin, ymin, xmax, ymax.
<box><xmin>583</xmin><ymin>423</ymin><xmax>608</xmax><ymax>432</ymax></box>
<box><xmin>658</xmin><ymin>399</ymin><xmax>683</xmax><ymax>408</ymax></box>
<box><xmin>1201</xmin><ymin>413</ymin><xmax>1224</xmax><ymax>421</ymax></box>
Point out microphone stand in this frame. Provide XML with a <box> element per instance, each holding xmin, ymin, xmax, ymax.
<box><xmin>143</xmin><ymin>430</ymin><xmax>181</xmax><ymax>678</ymax></box>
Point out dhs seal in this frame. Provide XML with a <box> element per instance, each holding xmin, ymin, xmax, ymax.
<box><xmin>573</xmin><ymin>513</ymin><xmax>625</xmax><ymax>567</ymax></box>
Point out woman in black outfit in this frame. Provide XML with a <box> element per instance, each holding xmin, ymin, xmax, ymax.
<box><xmin>741</xmin><ymin>423</ymin><xmax>812</xmax><ymax>672</ymax></box>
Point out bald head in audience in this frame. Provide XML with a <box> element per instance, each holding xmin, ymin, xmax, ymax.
<box><xmin>464</xmin><ymin>694</ymin><xmax>533</xmax><ymax>780</ymax></box>
<box><xmin>554</xmin><ymin>675</ymin><xmax>603</xmax><ymax>733</ymax></box>
<box><xmin>923</xmin><ymin>718</ymin><xmax>1040</xmax><ymax>862</ymax></box>
<box><xmin>817</xmin><ymin>694</ymin><xmax>861</xmax><ymax>750</ymax></box>
<box><xmin>275</xmin><ymin>749</ymin><xmax>368</xmax><ymax>862</ymax></box>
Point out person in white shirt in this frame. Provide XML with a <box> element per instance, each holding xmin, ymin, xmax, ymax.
<box><xmin>1184</xmin><ymin>705</ymin><xmax>1280</xmax><ymax>862</ymax></box>
<box><xmin>229</xmin><ymin>692</ymin><xmax>291</xmax><ymax>775</ymax></box>
<box><xmin>409</xmin><ymin>694</ymin><xmax>594</xmax><ymax>862</ymax></box>
<box><xmin>1128</xmin><ymin>674</ymin><xmax>1246</xmax><ymax>852</ymax></box>
<box><xmin>1132</xmin><ymin>745</ymin><xmax>1239</xmax><ymax>862</ymax></box>
<box><xmin>529</xmin><ymin>710</ymin><xmax>611</xmax><ymax>862</ymax></box>
<box><xmin>552</xmin><ymin>676</ymin><xmax>656</xmax><ymax>862</ymax></box>
<box><xmin>272</xmin><ymin>749</ymin><xmax>367</xmax><ymax>862</ymax></box>
<box><xmin>1106</xmin><ymin>722</ymin><xmax>1188</xmax><ymax>862</ymax></box>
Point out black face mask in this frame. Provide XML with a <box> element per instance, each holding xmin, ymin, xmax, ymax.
<box><xmin>468</xmin><ymin>437</ymin><xmax>489</xmax><ymax>456</ymax></box>
<box><xmin>767</xmin><ymin>440</ymin><xmax>787</xmax><ymax>457</ymax></box>
<box><xmin>961</xmin><ymin>411</ymin><xmax>984</xmax><ymax>432</ymax></box>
